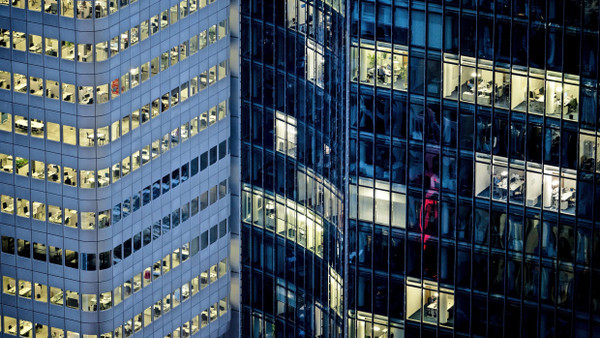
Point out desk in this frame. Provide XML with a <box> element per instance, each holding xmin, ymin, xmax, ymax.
<box><xmin>7</xmin><ymin>325</ymin><xmax>17</xmax><ymax>335</ymax></box>
<box><xmin>87</xmin><ymin>132</ymin><xmax>106</xmax><ymax>145</ymax></box>
<box><xmin>80</xmin><ymin>91</ymin><xmax>93</xmax><ymax>104</ymax></box>
<box><xmin>1</xmin><ymin>31</ymin><xmax>10</xmax><ymax>42</ymax></box>
<box><xmin>19</xmin><ymin>285</ymin><xmax>31</xmax><ymax>297</ymax></box>
<box><xmin>30</xmin><ymin>121</ymin><xmax>44</xmax><ymax>132</ymax></box>
<box><xmin>161</xmin><ymin>98</ymin><xmax>170</xmax><ymax>110</ymax></box>
<box><xmin>141</xmin><ymin>150</ymin><xmax>150</xmax><ymax>163</ymax></box>
<box><xmin>49</xmin><ymin>213</ymin><xmax>61</xmax><ymax>223</ymax></box>
<box><xmin>110</xmin><ymin>42</ymin><xmax>118</xmax><ymax>54</ymax></box>
<box><xmin>15</xmin><ymin>81</ymin><xmax>27</xmax><ymax>92</ymax></box>
<box><xmin>97</xmin><ymin>177</ymin><xmax>109</xmax><ymax>186</ymax></box>
<box><xmin>561</xmin><ymin>189</ymin><xmax>575</xmax><ymax>202</ymax></box>
<box><xmin>426</xmin><ymin>302</ymin><xmax>437</xmax><ymax>317</ymax></box>
<box><xmin>50</xmin><ymin>291</ymin><xmax>63</xmax><ymax>304</ymax></box>
<box><xmin>96</xmin><ymin>90</ymin><xmax>108</xmax><ymax>102</ymax></box>
<box><xmin>181</xmin><ymin>249</ymin><xmax>190</xmax><ymax>261</ymax></box>
<box><xmin>80</xmin><ymin>51</ymin><xmax>92</xmax><ymax>62</ymax></box>
<box><xmin>30</xmin><ymin>44</ymin><xmax>42</xmax><ymax>53</ymax></box>
<box><xmin>498</xmin><ymin>177</ymin><xmax>524</xmax><ymax>193</ymax></box>
<box><xmin>15</xmin><ymin>119</ymin><xmax>29</xmax><ymax>131</ymax></box>
<box><xmin>462</xmin><ymin>90</ymin><xmax>475</xmax><ymax>101</ymax></box>
<box><xmin>99</xmin><ymin>296</ymin><xmax>111</xmax><ymax>310</ymax></box>
<box><xmin>85</xmin><ymin>176</ymin><xmax>97</xmax><ymax>187</ymax></box>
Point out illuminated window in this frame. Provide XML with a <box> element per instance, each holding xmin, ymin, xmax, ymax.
<box><xmin>275</xmin><ymin>111</ymin><xmax>297</xmax><ymax>158</ymax></box>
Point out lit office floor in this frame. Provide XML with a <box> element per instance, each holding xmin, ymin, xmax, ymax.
<box><xmin>408</xmin><ymin>307</ymin><xmax>454</xmax><ymax>327</ymax></box>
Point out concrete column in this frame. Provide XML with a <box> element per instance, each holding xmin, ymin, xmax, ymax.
<box><xmin>439</xmin><ymin>293</ymin><xmax>448</xmax><ymax>324</ymax></box>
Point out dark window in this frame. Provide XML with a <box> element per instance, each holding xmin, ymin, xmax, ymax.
<box><xmin>134</xmin><ymin>232</ymin><xmax>142</xmax><ymax>251</ymax></box>
<box><xmin>153</xmin><ymin>220</ymin><xmax>161</xmax><ymax>240</ymax></box>
<box><xmin>443</xmin><ymin>11</ymin><xmax>458</xmax><ymax>54</ymax></box>
<box><xmin>527</xmin><ymin>123</ymin><xmax>543</xmax><ymax>163</ymax></box>
<box><xmin>49</xmin><ymin>246</ymin><xmax>62</xmax><ymax>265</ymax></box>
<box><xmin>530</xmin><ymin>23</ymin><xmax>545</xmax><ymax>69</ymax></box>
<box><xmin>142</xmin><ymin>186</ymin><xmax>151</xmax><ymax>205</ymax></box>
<box><xmin>132</xmin><ymin>192</ymin><xmax>140</xmax><ymax>212</ymax></box>
<box><xmin>181</xmin><ymin>163</ymin><xmax>189</xmax><ymax>182</ymax></box>
<box><xmin>210</xmin><ymin>225</ymin><xmax>218</xmax><ymax>244</ymax></box>
<box><xmin>219</xmin><ymin>219</ymin><xmax>227</xmax><ymax>238</ymax></box>
<box><xmin>79</xmin><ymin>252</ymin><xmax>95</xmax><ymax>271</ymax></box>
<box><xmin>181</xmin><ymin>203</ymin><xmax>189</xmax><ymax>222</ymax></box>
<box><xmin>2</xmin><ymin>236</ymin><xmax>14</xmax><ymax>254</ymax></box>
<box><xmin>123</xmin><ymin>198</ymin><xmax>131</xmax><ymax>218</ymax></box>
<box><xmin>33</xmin><ymin>242</ymin><xmax>46</xmax><ymax>261</ymax></box>
<box><xmin>476</xmin><ymin>115</ymin><xmax>491</xmax><ymax>153</ymax></box>
<box><xmin>547</xmin><ymin>28</ymin><xmax>563</xmax><ymax>71</ymax></box>
<box><xmin>191</xmin><ymin>197</ymin><xmax>199</xmax><ymax>215</ymax></box>
<box><xmin>393</xmin><ymin>7</ymin><xmax>408</xmax><ymax>45</ymax></box>
<box><xmin>162</xmin><ymin>215</ymin><xmax>170</xmax><ymax>234</ymax></box>
<box><xmin>210</xmin><ymin>186</ymin><xmax>217</xmax><ymax>204</ymax></box>
<box><xmin>200</xmin><ymin>192</ymin><xmax>208</xmax><ymax>210</ymax></box>
<box><xmin>17</xmin><ymin>239</ymin><xmax>30</xmax><ymax>258</ymax></box>
<box><xmin>201</xmin><ymin>152</ymin><xmax>208</xmax><ymax>170</ymax></box>
<box><xmin>360</xmin><ymin>2</ymin><xmax>375</xmax><ymax>39</ymax></box>
<box><xmin>162</xmin><ymin>174</ymin><xmax>170</xmax><ymax>193</ymax></box>
<box><xmin>172</xmin><ymin>169</ymin><xmax>180</xmax><ymax>189</ymax></box>
<box><xmin>191</xmin><ymin>157</ymin><xmax>199</xmax><ymax>175</ymax></box>
<box><xmin>544</xmin><ymin>127</ymin><xmax>560</xmax><ymax>166</ymax></box>
<box><xmin>512</xmin><ymin>21</ymin><xmax>527</xmax><ymax>66</ymax></box>
<box><xmin>191</xmin><ymin>237</ymin><xmax>199</xmax><ymax>255</ymax></box>
<box><xmin>219</xmin><ymin>180</ymin><xmax>227</xmax><ymax>198</ymax></box>
<box><xmin>99</xmin><ymin>251</ymin><xmax>111</xmax><ymax>270</ymax></box>
<box><xmin>376</xmin><ymin>4</ymin><xmax>391</xmax><ymax>42</ymax></box>
<box><xmin>143</xmin><ymin>227</ymin><xmax>152</xmax><ymax>246</ymax></box>
<box><xmin>201</xmin><ymin>231</ymin><xmax>208</xmax><ymax>249</ymax></box>
<box><xmin>495</xmin><ymin>19</ymin><xmax>510</xmax><ymax>64</ymax></box>
<box><xmin>112</xmin><ymin>203</ymin><xmax>121</xmax><ymax>223</ymax></box>
<box><xmin>152</xmin><ymin>180</ymin><xmax>161</xmax><ymax>199</ymax></box>
<box><xmin>210</xmin><ymin>146</ymin><xmax>217</xmax><ymax>165</ymax></box>
<box><xmin>171</xmin><ymin>208</ymin><xmax>180</xmax><ymax>228</ymax></box>
<box><xmin>219</xmin><ymin>140</ymin><xmax>227</xmax><ymax>159</ymax></box>
<box><xmin>124</xmin><ymin>238</ymin><xmax>132</xmax><ymax>258</ymax></box>
<box><xmin>113</xmin><ymin>244</ymin><xmax>122</xmax><ymax>265</ymax></box>
<box><xmin>65</xmin><ymin>250</ymin><xmax>79</xmax><ymax>269</ymax></box>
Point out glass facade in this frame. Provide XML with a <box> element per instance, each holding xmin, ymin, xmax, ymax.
<box><xmin>4</xmin><ymin>0</ymin><xmax>600</xmax><ymax>336</ymax></box>
<box><xmin>0</xmin><ymin>0</ymin><xmax>232</xmax><ymax>336</ymax></box>
<box><xmin>239</xmin><ymin>0</ymin><xmax>346</xmax><ymax>336</ymax></box>
<box><xmin>347</xmin><ymin>0</ymin><xmax>600</xmax><ymax>337</ymax></box>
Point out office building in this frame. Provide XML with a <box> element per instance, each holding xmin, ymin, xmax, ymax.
<box><xmin>237</xmin><ymin>0</ymin><xmax>346</xmax><ymax>336</ymax></box>
<box><xmin>2</xmin><ymin>0</ymin><xmax>600</xmax><ymax>337</ymax></box>
<box><xmin>0</xmin><ymin>0</ymin><xmax>232</xmax><ymax>336</ymax></box>
<box><xmin>347</xmin><ymin>0</ymin><xmax>599</xmax><ymax>337</ymax></box>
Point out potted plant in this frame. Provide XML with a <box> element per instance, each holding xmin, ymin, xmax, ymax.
<box><xmin>15</xmin><ymin>158</ymin><xmax>28</xmax><ymax>169</ymax></box>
